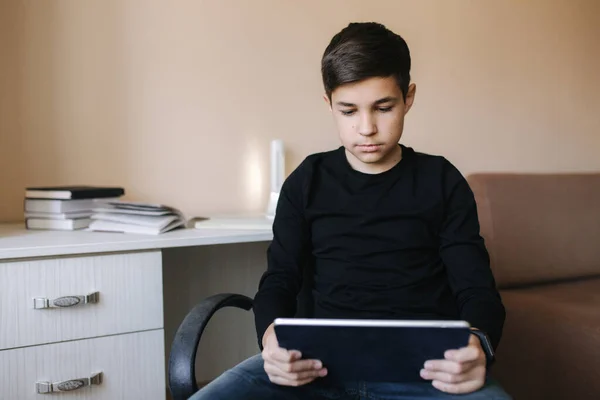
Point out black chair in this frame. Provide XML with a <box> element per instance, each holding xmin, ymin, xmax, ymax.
<box><xmin>168</xmin><ymin>261</ymin><xmax>315</xmax><ymax>400</ymax></box>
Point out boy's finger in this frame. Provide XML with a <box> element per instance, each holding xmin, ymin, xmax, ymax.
<box><xmin>424</xmin><ymin>359</ymin><xmax>476</xmax><ymax>374</ymax></box>
<box><xmin>264</xmin><ymin>346</ymin><xmax>298</xmax><ymax>363</ymax></box>
<box><xmin>444</xmin><ymin>345</ymin><xmax>480</xmax><ymax>363</ymax></box>
<box><xmin>420</xmin><ymin>369</ymin><xmax>469</xmax><ymax>384</ymax></box>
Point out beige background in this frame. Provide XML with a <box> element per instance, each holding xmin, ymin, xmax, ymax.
<box><xmin>1</xmin><ymin>0</ymin><xmax>599</xmax><ymax>222</ymax></box>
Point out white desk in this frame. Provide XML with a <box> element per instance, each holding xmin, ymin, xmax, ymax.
<box><xmin>0</xmin><ymin>222</ymin><xmax>273</xmax><ymax>400</ymax></box>
<box><xmin>0</xmin><ymin>223</ymin><xmax>273</xmax><ymax>259</ymax></box>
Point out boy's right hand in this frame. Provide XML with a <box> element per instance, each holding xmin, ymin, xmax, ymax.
<box><xmin>261</xmin><ymin>323</ymin><xmax>328</xmax><ymax>386</ymax></box>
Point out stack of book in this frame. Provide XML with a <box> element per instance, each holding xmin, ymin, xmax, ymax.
<box><xmin>24</xmin><ymin>186</ymin><xmax>125</xmax><ymax>231</ymax></box>
<box><xmin>88</xmin><ymin>200</ymin><xmax>186</xmax><ymax>235</ymax></box>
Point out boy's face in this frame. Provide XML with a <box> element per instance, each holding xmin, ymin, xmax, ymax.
<box><xmin>325</xmin><ymin>76</ymin><xmax>416</xmax><ymax>174</ymax></box>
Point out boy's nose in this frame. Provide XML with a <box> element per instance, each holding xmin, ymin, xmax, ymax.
<box><xmin>358</xmin><ymin>112</ymin><xmax>377</xmax><ymax>136</ymax></box>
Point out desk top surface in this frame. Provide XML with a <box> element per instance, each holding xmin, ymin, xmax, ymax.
<box><xmin>0</xmin><ymin>220</ymin><xmax>273</xmax><ymax>260</ymax></box>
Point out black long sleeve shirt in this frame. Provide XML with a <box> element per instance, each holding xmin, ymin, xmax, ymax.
<box><xmin>253</xmin><ymin>144</ymin><xmax>506</xmax><ymax>350</ymax></box>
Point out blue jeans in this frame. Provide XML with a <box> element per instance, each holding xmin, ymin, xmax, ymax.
<box><xmin>189</xmin><ymin>354</ymin><xmax>512</xmax><ymax>400</ymax></box>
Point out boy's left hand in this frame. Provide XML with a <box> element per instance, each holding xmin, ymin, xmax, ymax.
<box><xmin>420</xmin><ymin>333</ymin><xmax>487</xmax><ymax>394</ymax></box>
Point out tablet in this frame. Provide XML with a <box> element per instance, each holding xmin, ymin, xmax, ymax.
<box><xmin>274</xmin><ymin>318</ymin><xmax>471</xmax><ymax>383</ymax></box>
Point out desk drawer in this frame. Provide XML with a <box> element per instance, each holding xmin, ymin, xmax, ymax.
<box><xmin>0</xmin><ymin>251</ymin><xmax>163</xmax><ymax>350</ymax></box>
<box><xmin>0</xmin><ymin>329</ymin><xmax>165</xmax><ymax>400</ymax></box>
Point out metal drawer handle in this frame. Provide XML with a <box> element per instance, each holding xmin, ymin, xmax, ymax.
<box><xmin>36</xmin><ymin>371</ymin><xmax>103</xmax><ymax>394</ymax></box>
<box><xmin>33</xmin><ymin>291</ymin><xmax>100</xmax><ymax>309</ymax></box>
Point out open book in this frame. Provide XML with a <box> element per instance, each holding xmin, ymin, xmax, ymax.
<box><xmin>88</xmin><ymin>201</ymin><xmax>186</xmax><ymax>235</ymax></box>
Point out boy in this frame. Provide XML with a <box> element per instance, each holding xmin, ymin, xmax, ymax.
<box><xmin>191</xmin><ymin>22</ymin><xmax>512</xmax><ymax>399</ymax></box>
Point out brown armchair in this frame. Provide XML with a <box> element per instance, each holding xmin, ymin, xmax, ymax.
<box><xmin>468</xmin><ymin>172</ymin><xmax>600</xmax><ymax>400</ymax></box>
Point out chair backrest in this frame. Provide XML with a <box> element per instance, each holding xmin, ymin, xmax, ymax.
<box><xmin>467</xmin><ymin>172</ymin><xmax>600</xmax><ymax>289</ymax></box>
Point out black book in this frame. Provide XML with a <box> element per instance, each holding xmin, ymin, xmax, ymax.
<box><xmin>25</xmin><ymin>185</ymin><xmax>125</xmax><ymax>200</ymax></box>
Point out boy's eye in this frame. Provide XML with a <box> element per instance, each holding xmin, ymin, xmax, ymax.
<box><xmin>378</xmin><ymin>107</ymin><xmax>393</xmax><ymax>113</ymax></box>
<box><xmin>340</xmin><ymin>110</ymin><xmax>356</xmax><ymax>116</ymax></box>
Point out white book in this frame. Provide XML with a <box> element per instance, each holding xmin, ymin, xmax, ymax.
<box><xmin>24</xmin><ymin>198</ymin><xmax>96</xmax><ymax>213</ymax></box>
<box><xmin>91</xmin><ymin>212</ymin><xmax>182</xmax><ymax>229</ymax></box>
<box><xmin>24</xmin><ymin>211</ymin><xmax>92</xmax><ymax>220</ymax></box>
<box><xmin>101</xmin><ymin>200</ymin><xmax>177</xmax><ymax>212</ymax></box>
<box><xmin>26</xmin><ymin>218</ymin><xmax>91</xmax><ymax>231</ymax></box>
<box><xmin>88</xmin><ymin>219</ymin><xmax>184</xmax><ymax>235</ymax></box>
<box><xmin>91</xmin><ymin>207</ymin><xmax>173</xmax><ymax>216</ymax></box>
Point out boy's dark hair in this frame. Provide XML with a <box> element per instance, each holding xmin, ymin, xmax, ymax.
<box><xmin>321</xmin><ymin>22</ymin><xmax>411</xmax><ymax>100</ymax></box>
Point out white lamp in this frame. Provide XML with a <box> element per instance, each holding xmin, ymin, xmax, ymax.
<box><xmin>266</xmin><ymin>139</ymin><xmax>285</xmax><ymax>219</ymax></box>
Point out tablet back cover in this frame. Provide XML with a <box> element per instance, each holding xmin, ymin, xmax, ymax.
<box><xmin>274</xmin><ymin>323</ymin><xmax>471</xmax><ymax>383</ymax></box>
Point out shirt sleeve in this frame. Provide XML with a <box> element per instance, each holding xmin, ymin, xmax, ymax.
<box><xmin>253</xmin><ymin>163</ymin><xmax>311</xmax><ymax>349</ymax></box>
<box><xmin>439</xmin><ymin>161</ymin><xmax>506</xmax><ymax>350</ymax></box>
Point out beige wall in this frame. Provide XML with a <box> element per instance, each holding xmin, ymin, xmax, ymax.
<box><xmin>1</xmin><ymin>0</ymin><xmax>599</xmax><ymax>222</ymax></box>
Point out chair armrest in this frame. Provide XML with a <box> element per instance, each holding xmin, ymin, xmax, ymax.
<box><xmin>168</xmin><ymin>293</ymin><xmax>253</xmax><ymax>400</ymax></box>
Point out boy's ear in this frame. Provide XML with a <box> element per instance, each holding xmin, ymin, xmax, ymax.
<box><xmin>323</xmin><ymin>94</ymin><xmax>332</xmax><ymax>111</ymax></box>
<box><xmin>403</xmin><ymin>83</ymin><xmax>417</xmax><ymax>115</ymax></box>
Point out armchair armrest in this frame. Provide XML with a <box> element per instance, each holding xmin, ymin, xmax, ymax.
<box><xmin>168</xmin><ymin>293</ymin><xmax>254</xmax><ymax>400</ymax></box>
